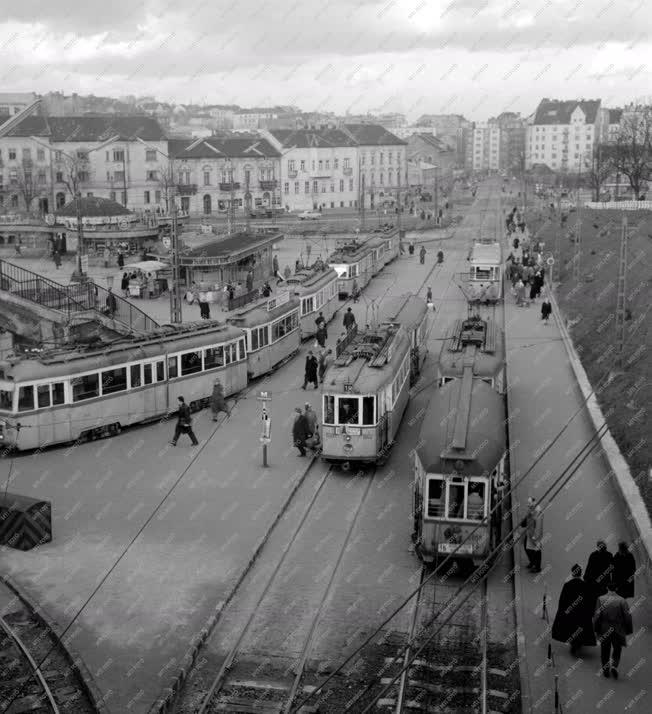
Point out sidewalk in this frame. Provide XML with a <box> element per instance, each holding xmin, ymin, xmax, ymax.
<box><xmin>505</xmin><ymin>290</ymin><xmax>652</xmax><ymax>713</ymax></box>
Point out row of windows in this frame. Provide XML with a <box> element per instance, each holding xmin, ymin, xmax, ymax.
<box><xmin>0</xmin><ymin>148</ymin><xmax>47</xmax><ymax>162</ymax></box>
<box><xmin>300</xmin><ymin>279</ymin><xmax>337</xmax><ymax>315</ymax></box>
<box><xmin>287</xmin><ymin>157</ymin><xmax>352</xmax><ymax>172</ymax></box>
<box><xmin>0</xmin><ymin>340</ymin><xmax>245</xmax><ymax>413</ymax></box>
<box><xmin>285</xmin><ymin>179</ymin><xmax>356</xmax><ymax>195</ymax></box>
<box><xmin>0</xmin><ymin>170</ymin><xmax>48</xmax><ymax>185</ymax></box>
<box><xmin>390</xmin><ymin>353</ymin><xmax>410</xmax><ymax>405</ymax></box>
<box><xmin>426</xmin><ymin>478</ymin><xmax>487</xmax><ymax>520</ymax></box>
<box><xmin>323</xmin><ymin>395</ymin><xmax>376</xmax><ymax>426</ymax></box>
<box><xmin>360</xmin><ymin>151</ymin><xmax>403</xmax><ymax>166</ymax></box>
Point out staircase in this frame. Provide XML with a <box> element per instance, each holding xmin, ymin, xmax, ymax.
<box><xmin>0</xmin><ymin>259</ymin><xmax>159</xmax><ymax>335</ymax></box>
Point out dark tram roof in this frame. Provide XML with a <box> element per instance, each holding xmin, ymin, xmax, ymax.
<box><xmin>417</xmin><ymin>371</ymin><xmax>506</xmax><ymax>477</ymax></box>
<box><xmin>327</xmin><ymin>239</ymin><xmax>370</xmax><ymax>264</ymax></box>
<box><xmin>378</xmin><ymin>294</ymin><xmax>428</xmax><ymax>332</ymax></box>
<box><xmin>0</xmin><ymin>321</ymin><xmax>243</xmax><ymax>382</ymax></box>
<box><xmin>227</xmin><ymin>293</ymin><xmax>299</xmax><ymax>328</ymax></box>
<box><xmin>324</xmin><ymin>324</ymin><xmax>409</xmax><ymax>394</ymax></box>
<box><xmin>438</xmin><ymin>316</ymin><xmax>504</xmax><ymax>379</ymax></box>
<box><xmin>284</xmin><ymin>265</ymin><xmax>337</xmax><ymax>292</ymax></box>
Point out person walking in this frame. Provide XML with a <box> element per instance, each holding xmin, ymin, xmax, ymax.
<box><xmin>272</xmin><ymin>254</ymin><xmax>279</xmax><ymax>278</ymax></box>
<box><xmin>351</xmin><ymin>278</ymin><xmax>360</xmax><ymax>302</ymax></box>
<box><xmin>303</xmin><ymin>351</ymin><xmax>319</xmax><ymax>390</ymax></box>
<box><xmin>593</xmin><ymin>580</ymin><xmax>633</xmax><ymax>679</ymax></box>
<box><xmin>515</xmin><ymin>279</ymin><xmax>526</xmax><ymax>307</ymax></box>
<box><xmin>117</xmin><ymin>251</ymin><xmax>125</xmax><ymax>269</ymax></box>
<box><xmin>292</xmin><ymin>407</ymin><xmax>310</xmax><ymax>456</ymax></box>
<box><xmin>541</xmin><ymin>298</ymin><xmax>552</xmax><ymax>324</ymax></box>
<box><xmin>170</xmin><ymin>396</ymin><xmax>199</xmax><ymax>446</ymax></box>
<box><xmin>121</xmin><ymin>272</ymin><xmax>129</xmax><ymax>297</ymax></box>
<box><xmin>318</xmin><ymin>348</ymin><xmax>332</xmax><ymax>384</ymax></box>
<box><xmin>409</xmin><ymin>240</ymin><xmax>415</xmax><ymax>256</ymax></box>
<box><xmin>316</xmin><ymin>324</ymin><xmax>327</xmax><ymax>349</ymax></box>
<box><xmin>522</xmin><ymin>497</ymin><xmax>543</xmax><ymax>573</ymax></box>
<box><xmin>426</xmin><ymin>287</ymin><xmax>433</xmax><ymax>304</ymax></box>
<box><xmin>552</xmin><ymin>564</ymin><xmax>597</xmax><ymax>656</ymax></box>
<box><xmin>343</xmin><ymin>307</ymin><xmax>356</xmax><ymax>332</ymax></box>
<box><xmin>103</xmin><ymin>246</ymin><xmax>110</xmax><ymax>269</ymax></box>
<box><xmin>584</xmin><ymin>540</ymin><xmax>614</xmax><ymax>612</ymax></box>
<box><xmin>315</xmin><ymin>312</ymin><xmax>326</xmax><ymax>332</ymax></box>
<box><xmin>210</xmin><ymin>380</ymin><xmax>231</xmax><ymax>421</ymax></box>
<box><xmin>53</xmin><ymin>250</ymin><xmax>62</xmax><ymax>269</ymax></box>
<box><xmin>304</xmin><ymin>402</ymin><xmax>318</xmax><ymax>435</ymax></box>
<box><xmin>105</xmin><ymin>287</ymin><xmax>117</xmax><ymax>317</ymax></box>
<box><xmin>419</xmin><ymin>246</ymin><xmax>426</xmax><ymax>265</ymax></box>
<box><xmin>612</xmin><ymin>541</ymin><xmax>636</xmax><ymax>599</ymax></box>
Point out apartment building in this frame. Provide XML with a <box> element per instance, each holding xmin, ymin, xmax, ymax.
<box><xmin>471</xmin><ymin>122</ymin><xmax>501</xmax><ymax>171</ymax></box>
<box><xmin>174</xmin><ymin>134</ymin><xmax>281</xmax><ymax>215</ymax></box>
<box><xmin>0</xmin><ymin>114</ymin><xmax>168</xmax><ymax>213</ymax></box>
<box><xmin>406</xmin><ymin>133</ymin><xmax>456</xmax><ymax>185</ymax></box>
<box><xmin>526</xmin><ymin>98</ymin><xmax>603</xmax><ymax>173</ymax></box>
<box><xmin>262</xmin><ymin>127</ymin><xmax>359</xmax><ymax>211</ymax></box>
<box><xmin>0</xmin><ymin>92</ymin><xmax>39</xmax><ymax>116</ymax></box>
<box><xmin>232</xmin><ymin>108</ymin><xmax>281</xmax><ymax>131</ymax></box>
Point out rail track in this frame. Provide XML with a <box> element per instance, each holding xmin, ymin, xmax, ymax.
<box><xmin>0</xmin><ymin>595</ymin><xmax>96</xmax><ymax>714</ymax></box>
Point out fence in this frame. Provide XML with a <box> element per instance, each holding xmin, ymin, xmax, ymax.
<box><xmin>583</xmin><ymin>201</ymin><xmax>652</xmax><ymax>211</ymax></box>
<box><xmin>228</xmin><ymin>289</ymin><xmax>260</xmax><ymax>311</ymax></box>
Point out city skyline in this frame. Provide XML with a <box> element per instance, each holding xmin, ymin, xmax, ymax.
<box><xmin>1</xmin><ymin>0</ymin><xmax>651</xmax><ymax>121</ymax></box>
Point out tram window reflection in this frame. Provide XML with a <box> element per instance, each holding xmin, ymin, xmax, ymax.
<box><xmin>447</xmin><ymin>483</ymin><xmax>465</xmax><ymax>519</ymax></box>
<box><xmin>338</xmin><ymin>397</ymin><xmax>359</xmax><ymax>425</ymax></box>
<box><xmin>37</xmin><ymin>384</ymin><xmax>50</xmax><ymax>408</ymax></box>
<box><xmin>143</xmin><ymin>363</ymin><xmax>153</xmax><ymax>385</ymax></box>
<box><xmin>18</xmin><ymin>385</ymin><xmax>34</xmax><ymax>411</ymax></box>
<box><xmin>324</xmin><ymin>395</ymin><xmax>335</xmax><ymax>424</ymax></box>
<box><xmin>362</xmin><ymin>396</ymin><xmax>375</xmax><ymax>424</ymax></box>
<box><xmin>52</xmin><ymin>382</ymin><xmax>64</xmax><ymax>405</ymax></box>
<box><xmin>427</xmin><ymin>479</ymin><xmax>445</xmax><ymax>517</ymax></box>
<box><xmin>467</xmin><ymin>482</ymin><xmax>486</xmax><ymax>520</ymax></box>
<box><xmin>156</xmin><ymin>361</ymin><xmax>165</xmax><ymax>381</ymax></box>
<box><xmin>72</xmin><ymin>374</ymin><xmax>99</xmax><ymax>402</ymax></box>
<box><xmin>0</xmin><ymin>389</ymin><xmax>12</xmax><ymax>411</ymax></box>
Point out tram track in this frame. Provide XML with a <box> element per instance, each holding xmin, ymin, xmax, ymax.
<box><xmin>173</xmin><ymin>462</ymin><xmax>377</xmax><ymax>714</ymax></box>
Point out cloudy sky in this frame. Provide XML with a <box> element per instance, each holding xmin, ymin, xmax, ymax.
<box><xmin>1</xmin><ymin>0</ymin><xmax>651</xmax><ymax>120</ymax></box>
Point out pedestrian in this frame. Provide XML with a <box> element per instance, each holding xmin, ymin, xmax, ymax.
<box><xmin>612</xmin><ymin>541</ymin><xmax>636</xmax><ymax>599</ymax></box>
<box><xmin>121</xmin><ymin>272</ymin><xmax>129</xmax><ymax>297</ymax></box>
<box><xmin>292</xmin><ymin>407</ymin><xmax>310</xmax><ymax>456</ymax></box>
<box><xmin>210</xmin><ymin>380</ymin><xmax>231</xmax><ymax>421</ymax></box>
<box><xmin>284</xmin><ymin>265</ymin><xmax>292</xmax><ymax>281</ymax></box>
<box><xmin>316</xmin><ymin>325</ymin><xmax>327</xmax><ymax>348</ymax></box>
<box><xmin>409</xmin><ymin>240</ymin><xmax>415</xmax><ymax>256</ymax></box>
<box><xmin>117</xmin><ymin>251</ymin><xmax>124</xmax><ymax>269</ymax></box>
<box><xmin>437</xmin><ymin>250</ymin><xmax>444</xmax><ymax>264</ymax></box>
<box><xmin>246</xmin><ymin>269</ymin><xmax>254</xmax><ymax>293</ymax></box>
<box><xmin>53</xmin><ymin>250</ymin><xmax>61</xmax><ymax>269</ymax></box>
<box><xmin>529</xmin><ymin>273</ymin><xmax>539</xmax><ymax>301</ymax></box>
<box><xmin>147</xmin><ymin>273</ymin><xmax>155</xmax><ymax>299</ymax></box>
<box><xmin>170</xmin><ymin>396</ymin><xmax>199</xmax><ymax>446</ymax></box>
<box><xmin>351</xmin><ymin>278</ymin><xmax>360</xmax><ymax>302</ymax></box>
<box><xmin>516</xmin><ymin>279</ymin><xmax>526</xmax><ymax>307</ymax></box>
<box><xmin>103</xmin><ymin>246</ymin><xmax>110</xmax><ymax>268</ymax></box>
<box><xmin>584</xmin><ymin>540</ymin><xmax>614</xmax><ymax>611</ymax></box>
<box><xmin>343</xmin><ymin>307</ymin><xmax>356</xmax><ymax>332</ymax></box>
<box><xmin>261</xmin><ymin>281</ymin><xmax>272</xmax><ymax>298</ymax></box>
<box><xmin>419</xmin><ymin>246</ymin><xmax>426</xmax><ymax>265</ymax></box>
<box><xmin>318</xmin><ymin>348</ymin><xmax>332</xmax><ymax>384</ymax></box>
<box><xmin>521</xmin><ymin>496</ymin><xmax>543</xmax><ymax>573</ymax></box>
<box><xmin>315</xmin><ymin>312</ymin><xmax>326</xmax><ymax>332</ymax></box>
<box><xmin>426</xmin><ymin>286</ymin><xmax>433</xmax><ymax>304</ymax></box>
<box><xmin>303</xmin><ymin>350</ymin><xmax>319</xmax><ymax>389</ymax></box>
<box><xmin>541</xmin><ymin>298</ymin><xmax>552</xmax><ymax>324</ymax></box>
<box><xmin>105</xmin><ymin>287</ymin><xmax>117</xmax><ymax>317</ymax></box>
<box><xmin>593</xmin><ymin>579</ymin><xmax>633</xmax><ymax>679</ymax></box>
<box><xmin>304</xmin><ymin>402</ymin><xmax>318</xmax><ymax>435</ymax></box>
<box><xmin>272</xmin><ymin>254</ymin><xmax>279</xmax><ymax>277</ymax></box>
<box><xmin>552</xmin><ymin>564</ymin><xmax>597</xmax><ymax>656</ymax></box>
<box><xmin>305</xmin><ymin>424</ymin><xmax>321</xmax><ymax>452</ymax></box>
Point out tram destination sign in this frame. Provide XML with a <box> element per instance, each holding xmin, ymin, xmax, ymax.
<box><xmin>257</xmin><ymin>391</ymin><xmax>272</xmax><ymax>402</ymax></box>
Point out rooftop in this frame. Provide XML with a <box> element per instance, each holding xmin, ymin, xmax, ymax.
<box><xmin>533</xmin><ymin>98</ymin><xmax>601</xmax><ymax>125</ymax></box>
<box><xmin>5</xmin><ymin>114</ymin><xmax>167</xmax><ymax>141</ymax></box>
<box><xmin>608</xmin><ymin>108</ymin><xmax>623</xmax><ymax>124</ymax></box>
<box><xmin>269</xmin><ymin>127</ymin><xmax>357</xmax><ymax>149</ymax></box>
<box><xmin>57</xmin><ymin>196</ymin><xmax>133</xmax><ymax>218</ymax></box>
<box><xmin>178</xmin><ymin>135</ymin><xmax>280</xmax><ymax>159</ymax></box>
<box><xmin>343</xmin><ymin>123</ymin><xmax>407</xmax><ymax>146</ymax></box>
<box><xmin>179</xmin><ymin>231</ymin><xmax>283</xmax><ymax>263</ymax></box>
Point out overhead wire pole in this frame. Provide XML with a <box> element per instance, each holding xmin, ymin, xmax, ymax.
<box><xmin>572</xmin><ymin>152</ymin><xmax>582</xmax><ymax>283</ymax></box>
<box><xmin>615</xmin><ymin>215</ymin><xmax>629</xmax><ymax>369</ymax></box>
<box><xmin>553</xmin><ymin>192</ymin><xmax>561</xmax><ymax>289</ymax></box>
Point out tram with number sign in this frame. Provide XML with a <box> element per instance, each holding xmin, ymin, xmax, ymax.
<box><xmin>284</xmin><ymin>265</ymin><xmax>339</xmax><ymax>337</ymax></box>
<box><xmin>328</xmin><ymin>238</ymin><xmax>375</xmax><ymax>300</ymax></box>
<box><xmin>412</xmin><ymin>366</ymin><xmax>507</xmax><ymax>566</ymax></box>
<box><xmin>466</xmin><ymin>241</ymin><xmax>503</xmax><ymax>303</ymax></box>
<box><xmin>377</xmin><ymin>294</ymin><xmax>429</xmax><ymax>384</ymax></box>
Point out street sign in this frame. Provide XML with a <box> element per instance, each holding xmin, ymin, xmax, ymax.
<box><xmin>81</xmin><ymin>255</ymin><xmax>89</xmax><ymax>273</ymax></box>
<box><xmin>260</xmin><ymin>436</ymin><xmax>271</xmax><ymax>444</ymax></box>
<box><xmin>257</xmin><ymin>391</ymin><xmax>272</xmax><ymax>401</ymax></box>
<box><xmin>45</xmin><ymin>213</ymin><xmax>55</xmax><ymax>226</ymax></box>
<box><xmin>119</xmin><ymin>220</ymin><xmax>128</xmax><ymax>230</ymax></box>
<box><xmin>547</xmin><ymin>257</ymin><xmax>555</xmax><ymax>266</ymax></box>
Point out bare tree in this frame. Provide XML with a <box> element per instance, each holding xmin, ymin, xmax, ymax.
<box><xmin>611</xmin><ymin>107</ymin><xmax>652</xmax><ymax>199</ymax></box>
<box><xmin>58</xmin><ymin>153</ymin><xmax>91</xmax><ymax>199</ymax></box>
<box><xmin>157</xmin><ymin>162</ymin><xmax>176</xmax><ymax>212</ymax></box>
<box><xmin>14</xmin><ymin>161</ymin><xmax>38</xmax><ymax>214</ymax></box>
<box><xmin>583</xmin><ymin>144</ymin><xmax>614</xmax><ymax>201</ymax></box>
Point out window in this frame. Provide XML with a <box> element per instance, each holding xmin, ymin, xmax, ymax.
<box><xmin>313</xmin><ymin>180</ymin><xmax>318</xmax><ymax>193</ymax></box>
<box><xmin>239</xmin><ymin>339</ymin><xmax>246</xmax><ymax>360</ymax></box>
<box><xmin>168</xmin><ymin>356</ymin><xmax>178</xmax><ymax>379</ymax></box>
<box><xmin>102</xmin><ymin>368</ymin><xmax>127</xmax><ymax>395</ymax></box>
<box><xmin>305</xmin><ymin>181</ymin><xmax>310</xmax><ymax>193</ymax></box>
<box><xmin>294</xmin><ymin>181</ymin><xmax>299</xmax><ymax>194</ymax></box>
<box><xmin>302</xmin><ymin>296</ymin><xmax>314</xmax><ymax>315</ymax></box>
<box><xmin>284</xmin><ymin>182</ymin><xmax>289</xmax><ymax>194</ymax></box>
<box><xmin>181</xmin><ymin>351</ymin><xmax>202</xmax><ymax>375</ymax></box>
<box><xmin>427</xmin><ymin>479</ymin><xmax>445</xmax><ymax>517</ymax></box>
<box><xmin>249</xmin><ymin>327</ymin><xmax>269</xmax><ymax>352</ymax></box>
<box><xmin>223</xmin><ymin>343</ymin><xmax>237</xmax><ymax>364</ymax></box>
<box><xmin>330</xmin><ymin>183</ymin><xmax>335</xmax><ymax>192</ymax></box>
<box><xmin>143</xmin><ymin>363</ymin><xmax>153</xmax><ymax>385</ymax></box>
<box><xmin>325</xmin><ymin>159</ymin><xmax>330</xmax><ymax>169</ymax></box>
<box><xmin>362</xmin><ymin>396</ymin><xmax>375</xmax><ymax>425</ymax></box>
<box><xmin>36</xmin><ymin>170</ymin><xmax>46</xmax><ymax>184</ymax></box>
<box><xmin>146</xmin><ymin>150</ymin><xmax>157</xmax><ymax>162</ymax></box>
<box><xmin>300</xmin><ymin>160</ymin><xmax>305</xmax><ymax>171</ymax></box>
<box><xmin>56</xmin><ymin>171</ymin><xmax>63</xmax><ymax>183</ymax></box>
<box><xmin>37</xmin><ymin>385</ymin><xmax>51</xmax><ymax>408</ymax></box>
<box><xmin>72</xmin><ymin>373</ymin><xmax>100</xmax><ymax>402</ymax></box>
<box><xmin>202</xmin><ymin>170</ymin><xmax>210</xmax><ymax>186</ymax></box>
<box><xmin>349</xmin><ymin>179</ymin><xmax>354</xmax><ymax>191</ymax></box>
<box><xmin>204</xmin><ymin>346</ymin><xmax>224</xmax><ymax>369</ymax></box>
<box><xmin>156</xmin><ymin>361</ymin><xmax>165</xmax><ymax>381</ymax></box>
<box><xmin>338</xmin><ymin>397</ymin><xmax>359</xmax><ymax>425</ymax></box>
<box><xmin>0</xmin><ymin>388</ymin><xmax>12</xmax><ymax>411</ymax></box>
<box><xmin>155</xmin><ymin>190</ymin><xmax>161</xmax><ymax>203</ymax></box>
<box><xmin>334</xmin><ymin>158</ymin><xmax>339</xmax><ymax>169</ymax></box>
<box><xmin>37</xmin><ymin>148</ymin><xmax>45</xmax><ymax>161</ymax></box>
<box><xmin>271</xmin><ymin>312</ymin><xmax>298</xmax><ymax>342</ymax></box>
<box><xmin>130</xmin><ymin>365</ymin><xmax>142</xmax><ymax>388</ymax></box>
<box><xmin>113</xmin><ymin>150</ymin><xmax>125</xmax><ymax>162</ymax></box>
<box><xmin>288</xmin><ymin>159</ymin><xmax>295</xmax><ymax>171</ymax></box>
<box><xmin>144</xmin><ymin>190</ymin><xmax>151</xmax><ymax>204</ymax></box>
<box><xmin>344</xmin><ymin>158</ymin><xmax>350</xmax><ymax>169</ymax></box>
<box><xmin>447</xmin><ymin>482</ymin><xmax>465</xmax><ymax>519</ymax></box>
<box><xmin>18</xmin><ymin>385</ymin><xmax>34</xmax><ymax>412</ymax></box>
<box><xmin>147</xmin><ymin>170</ymin><xmax>158</xmax><ymax>181</ymax></box>
<box><xmin>22</xmin><ymin>148</ymin><xmax>31</xmax><ymax>161</ymax></box>
<box><xmin>52</xmin><ymin>382</ymin><xmax>65</xmax><ymax>405</ymax></box>
<box><xmin>467</xmin><ymin>482</ymin><xmax>486</xmax><ymax>520</ymax></box>
<box><xmin>77</xmin><ymin>151</ymin><xmax>88</xmax><ymax>161</ymax></box>
<box><xmin>324</xmin><ymin>395</ymin><xmax>335</xmax><ymax>424</ymax></box>
<box><xmin>109</xmin><ymin>190</ymin><xmax>116</xmax><ymax>201</ymax></box>
<box><xmin>8</xmin><ymin>149</ymin><xmax>16</xmax><ymax>161</ymax></box>
<box><xmin>321</xmin><ymin>183</ymin><xmax>326</xmax><ymax>193</ymax></box>
<box><xmin>9</xmin><ymin>169</ymin><xmax>17</xmax><ymax>185</ymax></box>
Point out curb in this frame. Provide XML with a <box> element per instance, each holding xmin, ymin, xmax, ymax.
<box><xmin>549</xmin><ymin>289</ymin><xmax>652</xmax><ymax>590</ymax></box>
<box><xmin>0</xmin><ymin>572</ymin><xmax>111</xmax><ymax>714</ymax></box>
<box><xmin>148</xmin><ymin>451</ymin><xmax>319</xmax><ymax>714</ymax></box>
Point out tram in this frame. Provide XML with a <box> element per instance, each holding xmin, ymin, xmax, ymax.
<box><xmin>377</xmin><ymin>295</ymin><xmax>429</xmax><ymax>385</ymax></box>
<box><xmin>412</xmin><ymin>367</ymin><xmax>507</xmax><ymax>566</ymax></box>
<box><xmin>0</xmin><ymin>322</ymin><xmax>248</xmax><ymax>450</ymax></box>
<box><xmin>226</xmin><ymin>291</ymin><xmax>300</xmax><ymax>378</ymax></box>
<box><xmin>367</xmin><ymin>231</ymin><xmax>400</xmax><ymax>276</ymax></box>
<box><xmin>466</xmin><ymin>241</ymin><xmax>503</xmax><ymax>303</ymax></box>
<box><xmin>284</xmin><ymin>265</ymin><xmax>339</xmax><ymax>336</ymax></box>
<box><xmin>438</xmin><ymin>315</ymin><xmax>505</xmax><ymax>392</ymax></box>
<box><xmin>328</xmin><ymin>238</ymin><xmax>374</xmax><ymax>300</ymax></box>
<box><xmin>320</xmin><ymin>322</ymin><xmax>412</xmax><ymax>469</ymax></box>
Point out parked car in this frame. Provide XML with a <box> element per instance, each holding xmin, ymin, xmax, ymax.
<box><xmin>298</xmin><ymin>210</ymin><xmax>321</xmax><ymax>220</ymax></box>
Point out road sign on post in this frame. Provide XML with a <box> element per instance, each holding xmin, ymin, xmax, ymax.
<box><xmin>257</xmin><ymin>392</ymin><xmax>272</xmax><ymax>466</ymax></box>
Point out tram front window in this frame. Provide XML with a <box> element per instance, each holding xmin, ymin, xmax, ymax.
<box><xmin>0</xmin><ymin>388</ymin><xmax>12</xmax><ymax>411</ymax></box>
<box><xmin>362</xmin><ymin>396</ymin><xmax>375</xmax><ymax>424</ymax></box>
<box><xmin>324</xmin><ymin>395</ymin><xmax>335</xmax><ymax>424</ymax></box>
<box><xmin>338</xmin><ymin>397</ymin><xmax>359</xmax><ymax>425</ymax></box>
<box><xmin>427</xmin><ymin>479</ymin><xmax>444</xmax><ymax>517</ymax></box>
<box><xmin>447</xmin><ymin>483</ymin><xmax>465</xmax><ymax>519</ymax></box>
<box><xmin>467</xmin><ymin>482</ymin><xmax>486</xmax><ymax>520</ymax></box>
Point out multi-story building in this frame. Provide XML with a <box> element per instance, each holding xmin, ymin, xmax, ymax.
<box><xmin>262</xmin><ymin>127</ymin><xmax>359</xmax><ymax>211</ymax></box>
<box><xmin>232</xmin><ymin>108</ymin><xmax>282</xmax><ymax>131</ymax></box>
<box><xmin>0</xmin><ymin>113</ymin><xmax>168</xmax><ymax>213</ymax></box>
<box><xmin>604</xmin><ymin>109</ymin><xmax>623</xmax><ymax>143</ymax></box>
<box><xmin>0</xmin><ymin>93</ymin><xmax>39</xmax><ymax>116</ymax></box>
<box><xmin>406</xmin><ymin>133</ymin><xmax>456</xmax><ymax>184</ymax></box>
<box><xmin>491</xmin><ymin>112</ymin><xmax>527</xmax><ymax>173</ymax></box>
<box><xmin>526</xmin><ymin>98</ymin><xmax>603</xmax><ymax>173</ymax></box>
<box><xmin>174</xmin><ymin>134</ymin><xmax>281</xmax><ymax>215</ymax></box>
<box><xmin>470</xmin><ymin>122</ymin><xmax>501</xmax><ymax>171</ymax></box>
<box><xmin>205</xmin><ymin>105</ymin><xmax>239</xmax><ymax>129</ymax></box>
<box><xmin>342</xmin><ymin>124</ymin><xmax>408</xmax><ymax>208</ymax></box>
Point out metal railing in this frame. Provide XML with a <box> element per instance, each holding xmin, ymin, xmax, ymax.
<box><xmin>0</xmin><ymin>259</ymin><xmax>159</xmax><ymax>333</ymax></box>
<box><xmin>228</xmin><ymin>288</ymin><xmax>260</xmax><ymax>311</ymax></box>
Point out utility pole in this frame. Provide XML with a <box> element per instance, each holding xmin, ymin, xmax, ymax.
<box><xmin>615</xmin><ymin>216</ymin><xmax>628</xmax><ymax>368</ymax></box>
<box><xmin>169</xmin><ymin>198</ymin><xmax>183</xmax><ymax>323</ymax></box>
<box><xmin>553</xmin><ymin>193</ymin><xmax>561</xmax><ymax>287</ymax></box>
<box><xmin>227</xmin><ymin>160</ymin><xmax>236</xmax><ymax>236</ymax></box>
<box><xmin>434</xmin><ymin>166</ymin><xmax>439</xmax><ymax>219</ymax></box>
<box><xmin>73</xmin><ymin>191</ymin><xmax>86</xmax><ymax>281</ymax></box>
<box><xmin>572</xmin><ymin>154</ymin><xmax>582</xmax><ymax>283</ymax></box>
<box><xmin>358</xmin><ymin>159</ymin><xmax>366</xmax><ymax>231</ymax></box>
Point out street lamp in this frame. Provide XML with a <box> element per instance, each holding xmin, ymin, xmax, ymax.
<box><xmin>135</xmin><ymin>137</ymin><xmax>182</xmax><ymax>323</ymax></box>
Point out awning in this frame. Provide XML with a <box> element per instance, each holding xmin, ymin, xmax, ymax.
<box><xmin>124</xmin><ymin>260</ymin><xmax>170</xmax><ymax>273</ymax></box>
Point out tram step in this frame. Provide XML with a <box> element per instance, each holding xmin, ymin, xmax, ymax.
<box><xmin>226</xmin><ymin>679</ymin><xmax>290</xmax><ymax>692</ymax></box>
<box><xmin>212</xmin><ymin>698</ymin><xmax>284</xmax><ymax>713</ymax></box>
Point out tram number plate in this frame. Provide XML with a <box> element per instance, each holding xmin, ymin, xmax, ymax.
<box><xmin>438</xmin><ymin>543</ymin><xmax>473</xmax><ymax>554</ymax></box>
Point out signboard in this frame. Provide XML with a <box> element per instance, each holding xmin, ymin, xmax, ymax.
<box><xmin>546</xmin><ymin>257</ymin><xmax>555</xmax><ymax>266</ymax></box>
<box><xmin>438</xmin><ymin>542</ymin><xmax>473</xmax><ymax>555</ymax></box>
<box><xmin>257</xmin><ymin>391</ymin><xmax>272</xmax><ymax>402</ymax></box>
<box><xmin>267</xmin><ymin>290</ymin><xmax>290</xmax><ymax>312</ymax></box>
<box><xmin>81</xmin><ymin>254</ymin><xmax>89</xmax><ymax>274</ymax></box>
<box><xmin>45</xmin><ymin>213</ymin><xmax>55</xmax><ymax>226</ymax></box>
<box><xmin>161</xmin><ymin>235</ymin><xmax>171</xmax><ymax>250</ymax></box>
<box><xmin>119</xmin><ymin>220</ymin><xmax>128</xmax><ymax>230</ymax></box>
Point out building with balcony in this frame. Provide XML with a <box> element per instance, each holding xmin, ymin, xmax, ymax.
<box><xmin>602</xmin><ymin>108</ymin><xmax>623</xmax><ymax>143</ymax></box>
<box><xmin>174</xmin><ymin>134</ymin><xmax>281</xmax><ymax>215</ymax></box>
<box><xmin>526</xmin><ymin>98</ymin><xmax>603</xmax><ymax>173</ymax></box>
<box><xmin>262</xmin><ymin>128</ymin><xmax>359</xmax><ymax>211</ymax></box>
<box><xmin>0</xmin><ymin>114</ymin><xmax>169</xmax><ymax>214</ymax></box>
<box><xmin>470</xmin><ymin>122</ymin><xmax>501</xmax><ymax>172</ymax></box>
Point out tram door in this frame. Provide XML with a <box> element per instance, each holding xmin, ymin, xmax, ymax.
<box><xmin>378</xmin><ymin>390</ymin><xmax>388</xmax><ymax>447</ymax></box>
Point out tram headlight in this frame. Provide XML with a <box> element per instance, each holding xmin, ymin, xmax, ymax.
<box><xmin>343</xmin><ymin>443</ymin><xmax>353</xmax><ymax>452</ymax></box>
<box><xmin>344</xmin><ymin>435</ymin><xmax>351</xmax><ymax>442</ymax></box>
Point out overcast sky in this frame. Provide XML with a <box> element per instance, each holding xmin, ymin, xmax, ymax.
<box><xmin>1</xmin><ymin>0</ymin><xmax>651</xmax><ymax>120</ymax></box>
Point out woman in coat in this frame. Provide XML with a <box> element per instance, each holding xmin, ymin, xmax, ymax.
<box><xmin>210</xmin><ymin>381</ymin><xmax>231</xmax><ymax>421</ymax></box>
<box><xmin>612</xmin><ymin>541</ymin><xmax>636</xmax><ymax>599</ymax></box>
<box><xmin>552</xmin><ymin>564</ymin><xmax>597</xmax><ymax>655</ymax></box>
<box><xmin>584</xmin><ymin>540</ymin><xmax>614</xmax><ymax>611</ymax></box>
<box><xmin>121</xmin><ymin>272</ymin><xmax>129</xmax><ymax>297</ymax></box>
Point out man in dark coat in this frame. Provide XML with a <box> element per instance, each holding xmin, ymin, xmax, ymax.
<box><xmin>315</xmin><ymin>312</ymin><xmax>326</xmax><ymax>331</ymax></box>
<box><xmin>292</xmin><ymin>407</ymin><xmax>310</xmax><ymax>456</ymax></box>
<box><xmin>105</xmin><ymin>288</ymin><xmax>117</xmax><ymax>317</ymax></box>
<box><xmin>318</xmin><ymin>348</ymin><xmax>332</xmax><ymax>384</ymax></box>
<box><xmin>170</xmin><ymin>396</ymin><xmax>199</xmax><ymax>446</ymax></box>
<box><xmin>612</xmin><ymin>541</ymin><xmax>636</xmax><ymax>599</ymax></box>
<box><xmin>316</xmin><ymin>325</ymin><xmax>327</xmax><ymax>348</ymax></box>
<box><xmin>584</xmin><ymin>540</ymin><xmax>614</xmax><ymax>610</ymax></box>
<box><xmin>594</xmin><ymin>580</ymin><xmax>633</xmax><ymax>679</ymax></box>
<box><xmin>210</xmin><ymin>380</ymin><xmax>231</xmax><ymax>421</ymax></box>
<box><xmin>552</xmin><ymin>564</ymin><xmax>597</xmax><ymax>655</ymax></box>
<box><xmin>303</xmin><ymin>351</ymin><xmax>319</xmax><ymax>389</ymax></box>
<box><xmin>343</xmin><ymin>307</ymin><xmax>356</xmax><ymax>331</ymax></box>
